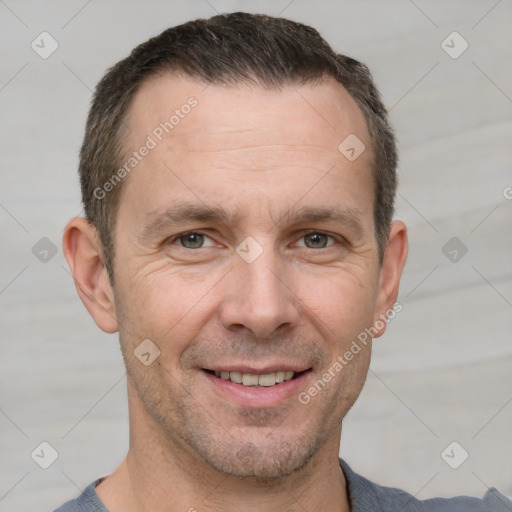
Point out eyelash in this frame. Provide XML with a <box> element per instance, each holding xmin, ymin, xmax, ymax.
<box><xmin>297</xmin><ymin>231</ymin><xmax>337</xmax><ymax>248</ymax></box>
<box><xmin>172</xmin><ymin>231</ymin><xmax>216</xmax><ymax>249</ymax></box>
<box><xmin>168</xmin><ymin>230</ymin><xmax>341</xmax><ymax>249</ymax></box>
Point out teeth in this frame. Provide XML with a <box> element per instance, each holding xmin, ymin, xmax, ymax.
<box><xmin>242</xmin><ymin>374</ymin><xmax>259</xmax><ymax>386</ymax></box>
<box><xmin>258</xmin><ymin>372</ymin><xmax>276</xmax><ymax>387</ymax></box>
<box><xmin>275</xmin><ymin>371</ymin><xmax>285</xmax><ymax>383</ymax></box>
<box><xmin>213</xmin><ymin>370</ymin><xmax>296</xmax><ymax>387</ymax></box>
<box><xmin>229</xmin><ymin>371</ymin><xmax>242</xmax><ymax>384</ymax></box>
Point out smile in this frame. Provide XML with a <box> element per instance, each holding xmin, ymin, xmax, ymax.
<box><xmin>213</xmin><ymin>370</ymin><xmax>296</xmax><ymax>387</ymax></box>
<box><xmin>201</xmin><ymin>367</ymin><xmax>311</xmax><ymax>407</ymax></box>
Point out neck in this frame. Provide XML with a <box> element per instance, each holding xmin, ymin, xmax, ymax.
<box><xmin>96</xmin><ymin>388</ymin><xmax>350</xmax><ymax>512</ymax></box>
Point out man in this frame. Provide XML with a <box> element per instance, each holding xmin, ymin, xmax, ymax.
<box><xmin>57</xmin><ymin>12</ymin><xmax>510</xmax><ymax>512</ymax></box>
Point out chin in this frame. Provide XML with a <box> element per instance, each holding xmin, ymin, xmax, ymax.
<box><xmin>191</xmin><ymin>431</ymin><xmax>321</xmax><ymax>481</ymax></box>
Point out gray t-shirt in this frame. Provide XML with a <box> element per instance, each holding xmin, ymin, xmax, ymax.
<box><xmin>54</xmin><ymin>458</ymin><xmax>512</xmax><ymax>511</ymax></box>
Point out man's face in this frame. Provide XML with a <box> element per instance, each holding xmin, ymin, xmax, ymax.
<box><xmin>111</xmin><ymin>74</ymin><xmax>384</xmax><ymax>479</ymax></box>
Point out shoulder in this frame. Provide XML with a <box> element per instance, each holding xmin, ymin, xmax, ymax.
<box><xmin>339</xmin><ymin>459</ymin><xmax>512</xmax><ymax>511</ymax></box>
<box><xmin>53</xmin><ymin>479</ymin><xmax>108</xmax><ymax>512</ymax></box>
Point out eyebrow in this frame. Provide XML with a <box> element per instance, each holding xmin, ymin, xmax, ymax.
<box><xmin>140</xmin><ymin>202</ymin><xmax>365</xmax><ymax>243</ymax></box>
<box><xmin>141</xmin><ymin>203</ymin><xmax>238</xmax><ymax>242</ymax></box>
<box><xmin>274</xmin><ymin>206</ymin><xmax>365</xmax><ymax>237</ymax></box>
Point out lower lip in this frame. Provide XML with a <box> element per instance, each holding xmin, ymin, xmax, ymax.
<box><xmin>202</xmin><ymin>370</ymin><xmax>310</xmax><ymax>408</ymax></box>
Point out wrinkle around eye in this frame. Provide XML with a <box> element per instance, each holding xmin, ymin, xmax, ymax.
<box><xmin>157</xmin><ymin>231</ymin><xmax>231</xmax><ymax>265</ymax></box>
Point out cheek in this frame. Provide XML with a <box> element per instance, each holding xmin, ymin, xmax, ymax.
<box><xmin>114</xmin><ymin>266</ymin><xmax>220</xmax><ymax>353</ymax></box>
<box><xmin>298</xmin><ymin>268</ymin><xmax>378</xmax><ymax>340</ymax></box>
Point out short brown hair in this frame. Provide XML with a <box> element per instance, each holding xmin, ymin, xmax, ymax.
<box><xmin>79</xmin><ymin>12</ymin><xmax>397</xmax><ymax>282</ymax></box>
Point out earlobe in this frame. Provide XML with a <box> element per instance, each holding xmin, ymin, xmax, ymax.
<box><xmin>372</xmin><ymin>220</ymin><xmax>408</xmax><ymax>339</ymax></box>
<box><xmin>62</xmin><ymin>217</ymin><xmax>119</xmax><ymax>333</ymax></box>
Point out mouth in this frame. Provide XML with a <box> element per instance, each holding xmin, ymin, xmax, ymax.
<box><xmin>201</xmin><ymin>367</ymin><xmax>312</xmax><ymax>408</ymax></box>
<box><xmin>202</xmin><ymin>369</ymin><xmax>310</xmax><ymax>388</ymax></box>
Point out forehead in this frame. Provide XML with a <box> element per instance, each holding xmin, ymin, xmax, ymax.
<box><xmin>118</xmin><ymin>73</ymin><xmax>374</xmax><ymax>228</ymax></box>
<box><xmin>124</xmin><ymin>72</ymin><xmax>370</xmax><ymax>158</ymax></box>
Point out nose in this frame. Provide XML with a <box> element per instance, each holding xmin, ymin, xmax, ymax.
<box><xmin>219</xmin><ymin>248</ymin><xmax>301</xmax><ymax>339</ymax></box>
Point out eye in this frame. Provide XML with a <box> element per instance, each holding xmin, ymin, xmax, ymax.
<box><xmin>299</xmin><ymin>232</ymin><xmax>334</xmax><ymax>249</ymax></box>
<box><xmin>175</xmin><ymin>232</ymin><xmax>214</xmax><ymax>249</ymax></box>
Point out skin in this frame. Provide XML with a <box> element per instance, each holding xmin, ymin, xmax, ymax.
<box><xmin>63</xmin><ymin>74</ymin><xmax>408</xmax><ymax>511</ymax></box>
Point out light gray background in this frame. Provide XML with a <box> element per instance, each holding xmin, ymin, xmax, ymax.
<box><xmin>1</xmin><ymin>0</ymin><xmax>511</xmax><ymax>510</ymax></box>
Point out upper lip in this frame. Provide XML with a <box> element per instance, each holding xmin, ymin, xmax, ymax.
<box><xmin>203</xmin><ymin>364</ymin><xmax>310</xmax><ymax>375</ymax></box>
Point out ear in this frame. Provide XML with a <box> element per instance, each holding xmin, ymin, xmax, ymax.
<box><xmin>372</xmin><ymin>220</ymin><xmax>408</xmax><ymax>338</ymax></box>
<box><xmin>62</xmin><ymin>217</ymin><xmax>118</xmax><ymax>333</ymax></box>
